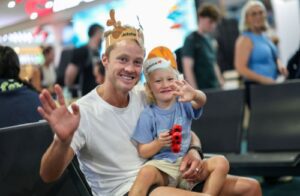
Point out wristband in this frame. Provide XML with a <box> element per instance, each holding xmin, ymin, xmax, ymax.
<box><xmin>188</xmin><ymin>145</ymin><xmax>204</xmax><ymax>160</ymax></box>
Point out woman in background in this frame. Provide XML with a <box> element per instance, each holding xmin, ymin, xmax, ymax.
<box><xmin>0</xmin><ymin>45</ymin><xmax>42</xmax><ymax>128</ymax></box>
<box><xmin>234</xmin><ymin>0</ymin><xmax>288</xmax><ymax>105</ymax></box>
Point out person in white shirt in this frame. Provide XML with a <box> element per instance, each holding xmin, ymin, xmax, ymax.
<box><xmin>40</xmin><ymin>45</ymin><xmax>56</xmax><ymax>92</ymax></box>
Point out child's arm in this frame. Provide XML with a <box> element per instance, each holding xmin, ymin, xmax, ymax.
<box><xmin>191</xmin><ymin>89</ymin><xmax>206</xmax><ymax>109</ymax></box>
<box><xmin>137</xmin><ymin>131</ymin><xmax>171</xmax><ymax>159</ymax></box>
<box><xmin>172</xmin><ymin>80</ymin><xmax>206</xmax><ymax>109</ymax></box>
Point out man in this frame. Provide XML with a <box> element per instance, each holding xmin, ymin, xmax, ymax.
<box><xmin>65</xmin><ymin>23</ymin><xmax>104</xmax><ymax>96</ymax></box>
<box><xmin>38</xmin><ymin>10</ymin><xmax>261</xmax><ymax>196</ymax></box>
<box><xmin>182</xmin><ymin>3</ymin><xmax>224</xmax><ymax>90</ymax></box>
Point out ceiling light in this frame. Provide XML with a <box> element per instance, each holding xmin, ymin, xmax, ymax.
<box><xmin>8</xmin><ymin>1</ymin><xmax>16</xmax><ymax>8</ymax></box>
<box><xmin>45</xmin><ymin>1</ymin><xmax>54</xmax><ymax>9</ymax></box>
<box><xmin>53</xmin><ymin>0</ymin><xmax>81</xmax><ymax>12</ymax></box>
<box><xmin>30</xmin><ymin>12</ymin><xmax>38</xmax><ymax>20</ymax></box>
<box><xmin>14</xmin><ymin>47</ymin><xmax>21</xmax><ymax>53</ymax></box>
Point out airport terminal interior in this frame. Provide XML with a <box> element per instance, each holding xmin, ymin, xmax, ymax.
<box><xmin>0</xmin><ymin>0</ymin><xmax>300</xmax><ymax>195</ymax></box>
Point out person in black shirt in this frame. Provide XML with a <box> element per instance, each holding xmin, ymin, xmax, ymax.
<box><xmin>65</xmin><ymin>23</ymin><xmax>104</xmax><ymax>96</ymax></box>
<box><xmin>287</xmin><ymin>45</ymin><xmax>300</xmax><ymax>79</ymax></box>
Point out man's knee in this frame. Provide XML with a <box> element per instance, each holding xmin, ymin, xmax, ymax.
<box><xmin>247</xmin><ymin>178</ymin><xmax>262</xmax><ymax>196</ymax></box>
<box><xmin>212</xmin><ymin>155</ymin><xmax>230</xmax><ymax>174</ymax></box>
<box><xmin>240</xmin><ymin>177</ymin><xmax>262</xmax><ymax>196</ymax></box>
<box><xmin>220</xmin><ymin>175</ymin><xmax>262</xmax><ymax>196</ymax></box>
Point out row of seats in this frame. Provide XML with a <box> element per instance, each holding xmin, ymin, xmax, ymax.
<box><xmin>0</xmin><ymin>121</ymin><xmax>92</xmax><ymax>196</ymax></box>
<box><xmin>192</xmin><ymin>79</ymin><xmax>300</xmax><ymax>177</ymax></box>
<box><xmin>1</xmin><ymin>80</ymin><xmax>299</xmax><ymax>195</ymax></box>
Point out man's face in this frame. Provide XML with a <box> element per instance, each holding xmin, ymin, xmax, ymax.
<box><xmin>102</xmin><ymin>39</ymin><xmax>145</xmax><ymax>93</ymax></box>
<box><xmin>199</xmin><ymin>17</ymin><xmax>217</xmax><ymax>33</ymax></box>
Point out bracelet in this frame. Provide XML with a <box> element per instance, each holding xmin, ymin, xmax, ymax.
<box><xmin>188</xmin><ymin>145</ymin><xmax>204</xmax><ymax>160</ymax></box>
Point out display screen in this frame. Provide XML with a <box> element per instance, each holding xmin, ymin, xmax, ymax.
<box><xmin>71</xmin><ymin>0</ymin><xmax>197</xmax><ymax>52</ymax></box>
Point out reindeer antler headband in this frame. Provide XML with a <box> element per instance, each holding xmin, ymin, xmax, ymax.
<box><xmin>105</xmin><ymin>9</ymin><xmax>144</xmax><ymax>49</ymax></box>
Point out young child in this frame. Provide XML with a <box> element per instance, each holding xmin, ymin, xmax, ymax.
<box><xmin>129</xmin><ymin>46</ymin><xmax>229</xmax><ymax>196</ymax></box>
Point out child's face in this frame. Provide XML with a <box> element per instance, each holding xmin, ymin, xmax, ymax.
<box><xmin>148</xmin><ymin>68</ymin><xmax>177</xmax><ymax>105</ymax></box>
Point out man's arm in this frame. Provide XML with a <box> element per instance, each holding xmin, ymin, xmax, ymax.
<box><xmin>214</xmin><ymin>64</ymin><xmax>225</xmax><ymax>88</ymax></box>
<box><xmin>182</xmin><ymin>57</ymin><xmax>198</xmax><ymax>89</ymax></box>
<box><xmin>179</xmin><ymin>131</ymin><xmax>203</xmax><ymax>181</ymax></box>
<box><xmin>189</xmin><ymin>131</ymin><xmax>203</xmax><ymax>159</ymax></box>
<box><xmin>40</xmin><ymin>139</ymin><xmax>75</xmax><ymax>182</ymax></box>
<box><xmin>38</xmin><ymin>85</ymin><xmax>80</xmax><ymax>182</ymax></box>
<box><xmin>190</xmin><ymin>131</ymin><xmax>201</xmax><ymax>147</ymax></box>
<box><xmin>64</xmin><ymin>63</ymin><xmax>79</xmax><ymax>87</ymax></box>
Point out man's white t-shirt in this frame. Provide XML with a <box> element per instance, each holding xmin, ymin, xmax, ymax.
<box><xmin>70</xmin><ymin>86</ymin><xmax>147</xmax><ymax>196</ymax></box>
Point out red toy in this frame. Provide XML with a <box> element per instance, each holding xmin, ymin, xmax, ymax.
<box><xmin>170</xmin><ymin>124</ymin><xmax>182</xmax><ymax>153</ymax></box>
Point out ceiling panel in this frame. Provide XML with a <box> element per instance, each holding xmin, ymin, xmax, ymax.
<box><xmin>0</xmin><ymin>1</ymin><xmax>28</xmax><ymax>29</ymax></box>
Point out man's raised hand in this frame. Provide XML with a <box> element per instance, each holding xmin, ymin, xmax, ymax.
<box><xmin>37</xmin><ymin>84</ymin><xmax>80</xmax><ymax>145</ymax></box>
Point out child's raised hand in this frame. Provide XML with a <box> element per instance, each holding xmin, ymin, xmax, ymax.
<box><xmin>157</xmin><ymin>131</ymin><xmax>172</xmax><ymax>147</ymax></box>
<box><xmin>172</xmin><ymin>80</ymin><xmax>197</xmax><ymax>102</ymax></box>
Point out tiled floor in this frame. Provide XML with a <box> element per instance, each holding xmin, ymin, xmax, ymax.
<box><xmin>256</xmin><ymin>176</ymin><xmax>300</xmax><ymax>196</ymax></box>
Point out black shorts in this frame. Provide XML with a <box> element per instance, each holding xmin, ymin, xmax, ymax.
<box><xmin>191</xmin><ymin>181</ymin><xmax>205</xmax><ymax>192</ymax></box>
